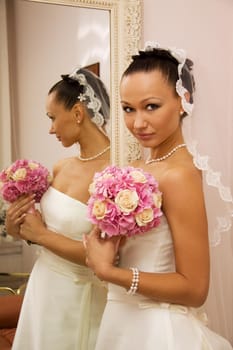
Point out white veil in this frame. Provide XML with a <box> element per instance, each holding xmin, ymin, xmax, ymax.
<box><xmin>182</xmin><ymin>69</ymin><xmax>233</xmax><ymax>341</ymax></box>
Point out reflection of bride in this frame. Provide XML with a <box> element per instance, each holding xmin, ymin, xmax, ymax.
<box><xmin>9</xmin><ymin>68</ymin><xmax>110</xmax><ymax>350</ymax></box>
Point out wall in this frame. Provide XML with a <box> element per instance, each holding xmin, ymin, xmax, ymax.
<box><xmin>143</xmin><ymin>0</ymin><xmax>233</xmax><ymax>343</ymax></box>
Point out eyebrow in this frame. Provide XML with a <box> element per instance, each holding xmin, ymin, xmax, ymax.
<box><xmin>121</xmin><ymin>97</ymin><xmax>162</xmax><ymax>104</ymax></box>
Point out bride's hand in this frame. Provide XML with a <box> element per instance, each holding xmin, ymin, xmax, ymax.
<box><xmin>84</xmin><ymin>227</ymin><xmax>121</xmax><ymax>279</ymax></box>
<box><xmin>19</xmin><ymin>210</ymin><xmax>45</xmax><ymax>243</ymax></box>
<box><xmin>6</xmin><ymin>194</ymin><xmax>35</xmax><ymax>238</ymax></box>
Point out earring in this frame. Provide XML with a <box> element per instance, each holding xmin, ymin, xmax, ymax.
<box><xmin>75</xmin><ymin>113</ymin><xmax>80</xmax><ymax>124</ymax></box>
<box><xmin>180</xmin><ymin>110</ymin><xmax>184</xmax><ymax>116</ymax></box>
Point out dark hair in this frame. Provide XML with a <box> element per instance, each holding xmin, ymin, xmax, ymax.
<box><xmin>48</xmin><ymin>68</ymin><xmax>110</xmax><ymax>125</ymax></box>
<box><xmin>48</xmin><ymin>76</ymin><xmax>84</xmax><ymax>110</ymax></box>
<box><xmin>122</xmin><ymin>48</ymin><xmax>195</xmax><ymax>108</ymax></box>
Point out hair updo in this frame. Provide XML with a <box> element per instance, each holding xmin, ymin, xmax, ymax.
<box><xmin>48</xmin><ymin>68</ymin><xmax>110</xmax><ymax>126</ymax></box>
<box><xmin>122</xmin><ymin>48</ymin><xmax>195</xmax><ymax>108</ymax></box>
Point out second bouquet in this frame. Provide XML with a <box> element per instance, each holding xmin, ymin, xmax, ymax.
<box><xmin>87</xmin><ymin>165</ymin><xmax>163</xmax><ymax>237</ymax></box>
<box><xmin>0</xmin><ymin>159</ymin><xmax>52</xmax><ymax>204</ymax></box>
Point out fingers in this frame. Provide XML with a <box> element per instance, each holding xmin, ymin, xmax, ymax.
<box><xmin>12</xmin><ymin>194</ymin><xmax>35</xmax><ymax>209</ymax></box>
<box><xmin>84</xmin><ymin>230</ymin><xmax>122</xmax><ymax>268</ymax></box>
<box><xmin>35</xmin><ymin>210</ymin><xmax>42</xmax><ymax>218</ymax></box>
<box><xmin>6</xmin><ymin>210</ymin><xmax>26</xmax><ymax>225</ymax></box>
<box><xmin>90</xmin><ymin>226</ymin><xmax>101</xmax><ymax>238</ymax></box>
<box><xmin>114</xmin><ymin>253</ymin><xmax>120</xmax><ymax>266</ymax></box>
<box><xmin>82</xmin><ymin>234</ymin><xmax>87</xmax><ymax>249</ymax></box>
<box><xmin>7</xmin><ymin>195</ymin><xmax>35</xmax><ymax>221</ymax></box>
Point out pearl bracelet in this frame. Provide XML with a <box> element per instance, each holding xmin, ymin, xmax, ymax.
<box><xmin>126</xmin><ymin>267</ymin><xmax>139</xmax><ymax>295</ymax></box>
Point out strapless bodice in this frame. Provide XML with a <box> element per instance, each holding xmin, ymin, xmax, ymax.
<box><xmin>108</xmin><ymin>216</ymin><xmax>176</xmax><ymax>302</ymax></box>
<box><xmin>119</xmin><ymin>216</ymin><xmax>175</xmax><ymax>273</ymax></box>
<box><xmin>41</xmin><ymin>186</ymin><xmax>92</xmax><ymax>239</ymax></box>
<box><xmin>38</xmin><ymin>187</ymin><xmax>97</xmax><ymax>283</ymax></box>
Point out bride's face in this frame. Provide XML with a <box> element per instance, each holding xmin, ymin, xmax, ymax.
<box><xmin>120</xmin><ymin>69</ymin><xmax>182</xmax><ymax>149</ymax></box>
<box><xmin>46</xmin><ymin>92</ymin><xmax>80</xmax><ymax>148</ymax></box>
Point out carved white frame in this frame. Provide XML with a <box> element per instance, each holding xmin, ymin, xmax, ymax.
<box><xmin>0</xmin><ymin>0</ymin><xmax>142</xmax><ymax>167</ymax></box>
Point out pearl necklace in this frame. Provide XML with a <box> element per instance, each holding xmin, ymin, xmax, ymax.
<box><xmin>146</xmin><ymin>143</ymin><xmax>186</xmax><ymax>164</ymax></box>
<box><xmin>78</xmin><ymin>145</ymin><xmax>110</xmax><ymax>161</ymax></box>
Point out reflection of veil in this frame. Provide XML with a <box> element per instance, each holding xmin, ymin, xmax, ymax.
<box><xmin>143</xmin><ymin>42</ymin><xmax>233</xmax><ymax>342</ymax></box>
<box><xmin>68</xmin><ymin>67</ymin><xmax>111</xmax><ymax>138</ymax></box>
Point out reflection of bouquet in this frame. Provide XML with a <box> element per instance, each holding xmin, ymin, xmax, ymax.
<box><xmin>87</xmin><ymin>165</ymin><xmax>163</xmax><ymax>237</ymax></box>
<box><xmin>0</xmin><ymin>159</ymin><xmax>52</xmax><ymax>203</ymax></box>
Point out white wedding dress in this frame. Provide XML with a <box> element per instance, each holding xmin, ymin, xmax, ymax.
<box><xmin>12</xmin><ymin>187</ymin><xmax>107</xmax><ymax>350</ymax></box>
<box><xmin>95</xmin><ymin>216</ymin><xmax>232</xmax><ymax>349</ymax></box>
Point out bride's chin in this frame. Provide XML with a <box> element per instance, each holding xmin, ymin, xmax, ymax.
<box><xmin>63</xmin><ymin>141</ymin><xmax>76</xmax><ymax>148</ymax></box>
<box><xmin>61</xmin><ymin>141</ymin><xmax>70</xmax><ymax>147</ymax></box>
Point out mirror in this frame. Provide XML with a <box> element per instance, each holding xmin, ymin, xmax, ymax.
<box><xmin>0</xmin><ymin>0</ymin><xmax>142</xmax><ymax>168</ymax></box>
<box><xmin>0</xmin><ymin>0</ymin><xmax>142</xmax><ymax>275</ymax></box>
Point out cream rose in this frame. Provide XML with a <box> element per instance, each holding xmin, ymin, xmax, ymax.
<box><xmin>153</xmin><ymin>192</ymin><xmax>162</xmax><ymax>208</ymax></box>
<box><xmin>101</xmin><ymin>173</ymin><xmax>114</xmax><ymax>180</ymax></box>
<box><xmin>47</xmin><ymin>174</ymin><xmax>53</xmax><ymax>184</ymax></box>
<box><xmin>135</xmin><ymin>208</ymin><xmax>154</xmax><ymax>226</ymax></box>
<box><xmin>88</xmin><ymin>181</ymin><xmax>96</xmax><ymax>195</ymax></box>
<box><xmin>6</xmin><ymin>167</ymin><xmax>12</xmax><ymax>179</ymax></box>
<box><xmin>130</xmin><ymin>170</ymin><xmax>147</xmax><ymax>183</ymax></box>
<box><xmin>92</xmin><ymin>200</ymin><xmax>107</xmax><ymax>219</ymax></box>
<box><xmin>12</xmin><ymin>168</ymin><xmax>27</xmax><ymax>181</ymax></box>
<box><xmin>115</xmin><ymin>189</ymin><xmax>139</xmax><ymax>213</ymax></box>
<box><xmin>28</xmin><ymin>162</ymin><xmax>39</xmax><ymax>170</ymax></box>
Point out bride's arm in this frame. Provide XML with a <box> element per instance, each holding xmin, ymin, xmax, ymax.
<box><xmin>86</xmin><ymin>166</ymin><xmax>210</xmax><ymax>307</ymax></box>
<box><xmin>19</xmin><ymin>212</ymin><xmax>87</xmax><ymax>266</ymax></box>
<box><xmin>7</xmin><ymin>160</ymin><xmax>87</xmax><ymax>266</ymax></box>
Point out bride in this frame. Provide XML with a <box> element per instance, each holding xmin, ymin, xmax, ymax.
<box><xmin>6</xmin><ymin>67</ymin><xmax>110</xmax><ymax>350</ymax></box>
<box><xmin>85</xmin><ymin>43</ymin><xmax>233</xmax><ymax>349</ymax></box>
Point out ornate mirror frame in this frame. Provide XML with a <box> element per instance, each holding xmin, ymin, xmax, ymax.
<box><xmin>0</xmin><ymin>0</ymin><xmax>142</xmax><ymax>168</ymax></box>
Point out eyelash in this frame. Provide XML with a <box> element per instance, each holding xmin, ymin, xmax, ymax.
<box><xmin>122</xmin><ymin>103</ymin><xmax>160</xmax><ymax>113</ymax></box>
<box><xmin>122</xmin><ymin>106</ymin><xmax>133</xmax><ymax>113</ymax></box>
<box><xmin>146</xmin><ymin>103</ymin><xmax>160</xmax><ymax>111</ymax></box>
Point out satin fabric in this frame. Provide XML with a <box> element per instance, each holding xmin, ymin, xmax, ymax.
<box><xmin>12</xmin><ymin>187</ymin><xmax>107</xmax><ymax>350</ymax></box>
<box><xmin>95</xmin><ymin>217</ymin><xmax>232</xmax><ymax>350</ymax></box>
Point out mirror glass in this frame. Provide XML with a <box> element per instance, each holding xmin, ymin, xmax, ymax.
<box><xmin>7</xmin><ymin>0</ymin><xmax>110</xmax><ymax>167</ymax></box>
<box><xmin>0</xmin><ymin>0</ymin><xmax>142</xmax><ymax>280</ymax></box>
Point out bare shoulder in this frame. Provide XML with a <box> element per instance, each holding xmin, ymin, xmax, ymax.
<box><xmin>52</xmin><ymin>157</ymin><xmax>76</xmax><ymax>177</ymax></box>
<box><xmin>159</xmin><ymin>159</ymin><xmax>205</xmax><ymax>217</ymax></box>
<box><xmin>162</xmin><ymin>161</ymin><xmax>202</xmax><ymax>190</ymax></box>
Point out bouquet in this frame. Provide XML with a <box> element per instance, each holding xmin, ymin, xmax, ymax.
<box><xmin>0</xmin><ymin>159</ymin><xmax>52</xmax><ymax>204</ymax></box>
<box><xmin>87</xmin><ymin>165</ymin><xmax>163</xmax><ymax>237</ymax></box>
